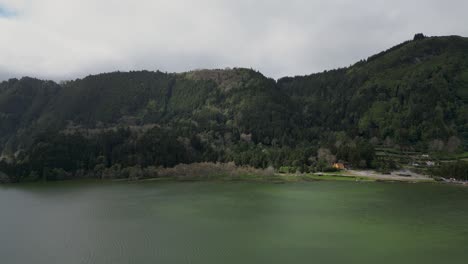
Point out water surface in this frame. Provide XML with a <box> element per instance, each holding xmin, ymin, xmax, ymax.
<box><xmin>1</xmin><ymin>181</ymin><xmax>467</xmax><ymax>264</ymax></box>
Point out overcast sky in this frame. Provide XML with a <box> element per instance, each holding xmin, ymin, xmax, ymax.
<box><xmin>1</xmin><ymin>0</ymin><xmax>468</xmax><ymax>81</ymax></box>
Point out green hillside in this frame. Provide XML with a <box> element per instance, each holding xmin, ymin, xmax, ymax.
<box><xmin>1</xmin><ymin>35</ymin><xmax>467</xmax><ymax>182</ymax></box>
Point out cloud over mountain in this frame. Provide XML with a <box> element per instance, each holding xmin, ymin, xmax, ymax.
<box><xmin>1</xmin><ymin>0</ymin><xmax>468</xmax><ymax>80</ymax></box>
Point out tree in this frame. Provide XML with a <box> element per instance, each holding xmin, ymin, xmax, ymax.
<box><xmin>414</xmin><ymin>33</ymin><xmax>426</xmax><ymax>41</ymax></box>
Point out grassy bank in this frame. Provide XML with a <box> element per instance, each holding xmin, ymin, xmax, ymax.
<box><xmin>134</xmin><ymin>164</ymin><xmax>434</xmax><ymax>184</ymax></box>
<box><xmin>2</xmin><ymin>162</ymin><xmax>441</xmax><ymax>185</ymax></box>
<box><xmin>135</xmin><ymin>173</ymin><xmax>436</xmax><ymax>184</ymax></box>
<box><xmin>139</xmin><ymin>163</ymin><xmax>405</xmax><ymax>183</ymax></box>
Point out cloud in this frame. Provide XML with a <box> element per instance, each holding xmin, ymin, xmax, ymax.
<box><xmin>0</xmin><ymin>0</ymin><xmax>468</xmax><ymax>81</ymax></box>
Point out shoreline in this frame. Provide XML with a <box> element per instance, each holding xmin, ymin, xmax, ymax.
<box><xmin>122</xmin><ymin>171</ymin><xmax>440</xmax><ymax>185</ymax></box>
<box><xmin>342</xmin><ymin>169</ymin><xmax>434</xmax><ymax>182</ymax></box>
<box><xmin>136</xmin><ymin>170</ymin><xmax>468</xmax><ymax>186</ymax></box>
<box><xmin>3</xmin><ymin>169</ymin><xmax>467</xmax><ymax>186</ymax></box>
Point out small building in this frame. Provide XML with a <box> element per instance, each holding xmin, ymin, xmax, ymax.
<box><xmin>333</xmin><ymin>163</ymin><xmax>346</xmax><ymax>170</ymax></box>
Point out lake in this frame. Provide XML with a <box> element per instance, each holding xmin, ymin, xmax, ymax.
<box><xmin>1</xmin><ymin>181</ymin><xmax>467</xmax><ymax>264</ymax></box>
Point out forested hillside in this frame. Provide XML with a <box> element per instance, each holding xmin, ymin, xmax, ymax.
<box><xmin>1</xmin><ymin>35</ymin><xmax>467</xmax><ymax>182</ymax></box>
<box><xmin>279</xmin><ymin>35</ymin><xmax>468</xmax><ymax>150</ymax></box>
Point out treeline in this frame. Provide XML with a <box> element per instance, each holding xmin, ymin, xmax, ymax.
<box><xmin>0</xmin><ymin>125</ymin><xmax>378</xmax><ymax>182</ymax></box>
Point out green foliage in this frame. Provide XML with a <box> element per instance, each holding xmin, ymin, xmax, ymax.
<box><xmin>1</xmin><ymin>36</ymin><xmax>468</xmax><ymax>182</ymax></box>
<box><xmin>279</xmin><ymin>36</ymin><xmax>468</xmax><ymax>149</ymax></box>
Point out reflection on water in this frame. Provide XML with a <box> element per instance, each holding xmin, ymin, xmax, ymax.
<box><xmin>1</xmin><ymin>181</ymin><xmax>467</xmax><ymax>264</ymax></box>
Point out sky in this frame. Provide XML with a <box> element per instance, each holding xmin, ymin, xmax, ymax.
<box><xmin>1</xmin><ymin>0</ymin><xmax>468</xmax><ymax>81</ymax></box>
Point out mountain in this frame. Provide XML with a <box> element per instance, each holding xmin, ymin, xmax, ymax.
<box><xmin>1</xmin><ymin>34</ymin><xmax>467</xmax><ymax>182</ymax></box>
<box><xmin>279</xmin><ymin>35</ymin><xmax>468</xmax><ymax>149</ymax></box>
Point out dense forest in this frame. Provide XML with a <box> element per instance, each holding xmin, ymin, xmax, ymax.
<box><xmin>1</xmin><ymin>34</ymin><xmax>467</xmax><ymax>182</ymax></box>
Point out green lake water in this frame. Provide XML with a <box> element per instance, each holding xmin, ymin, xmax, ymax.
<box><xmin>0</xmin><ymin>181</ymin><xmax>467</xmax><ymax>264</ymax></box>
